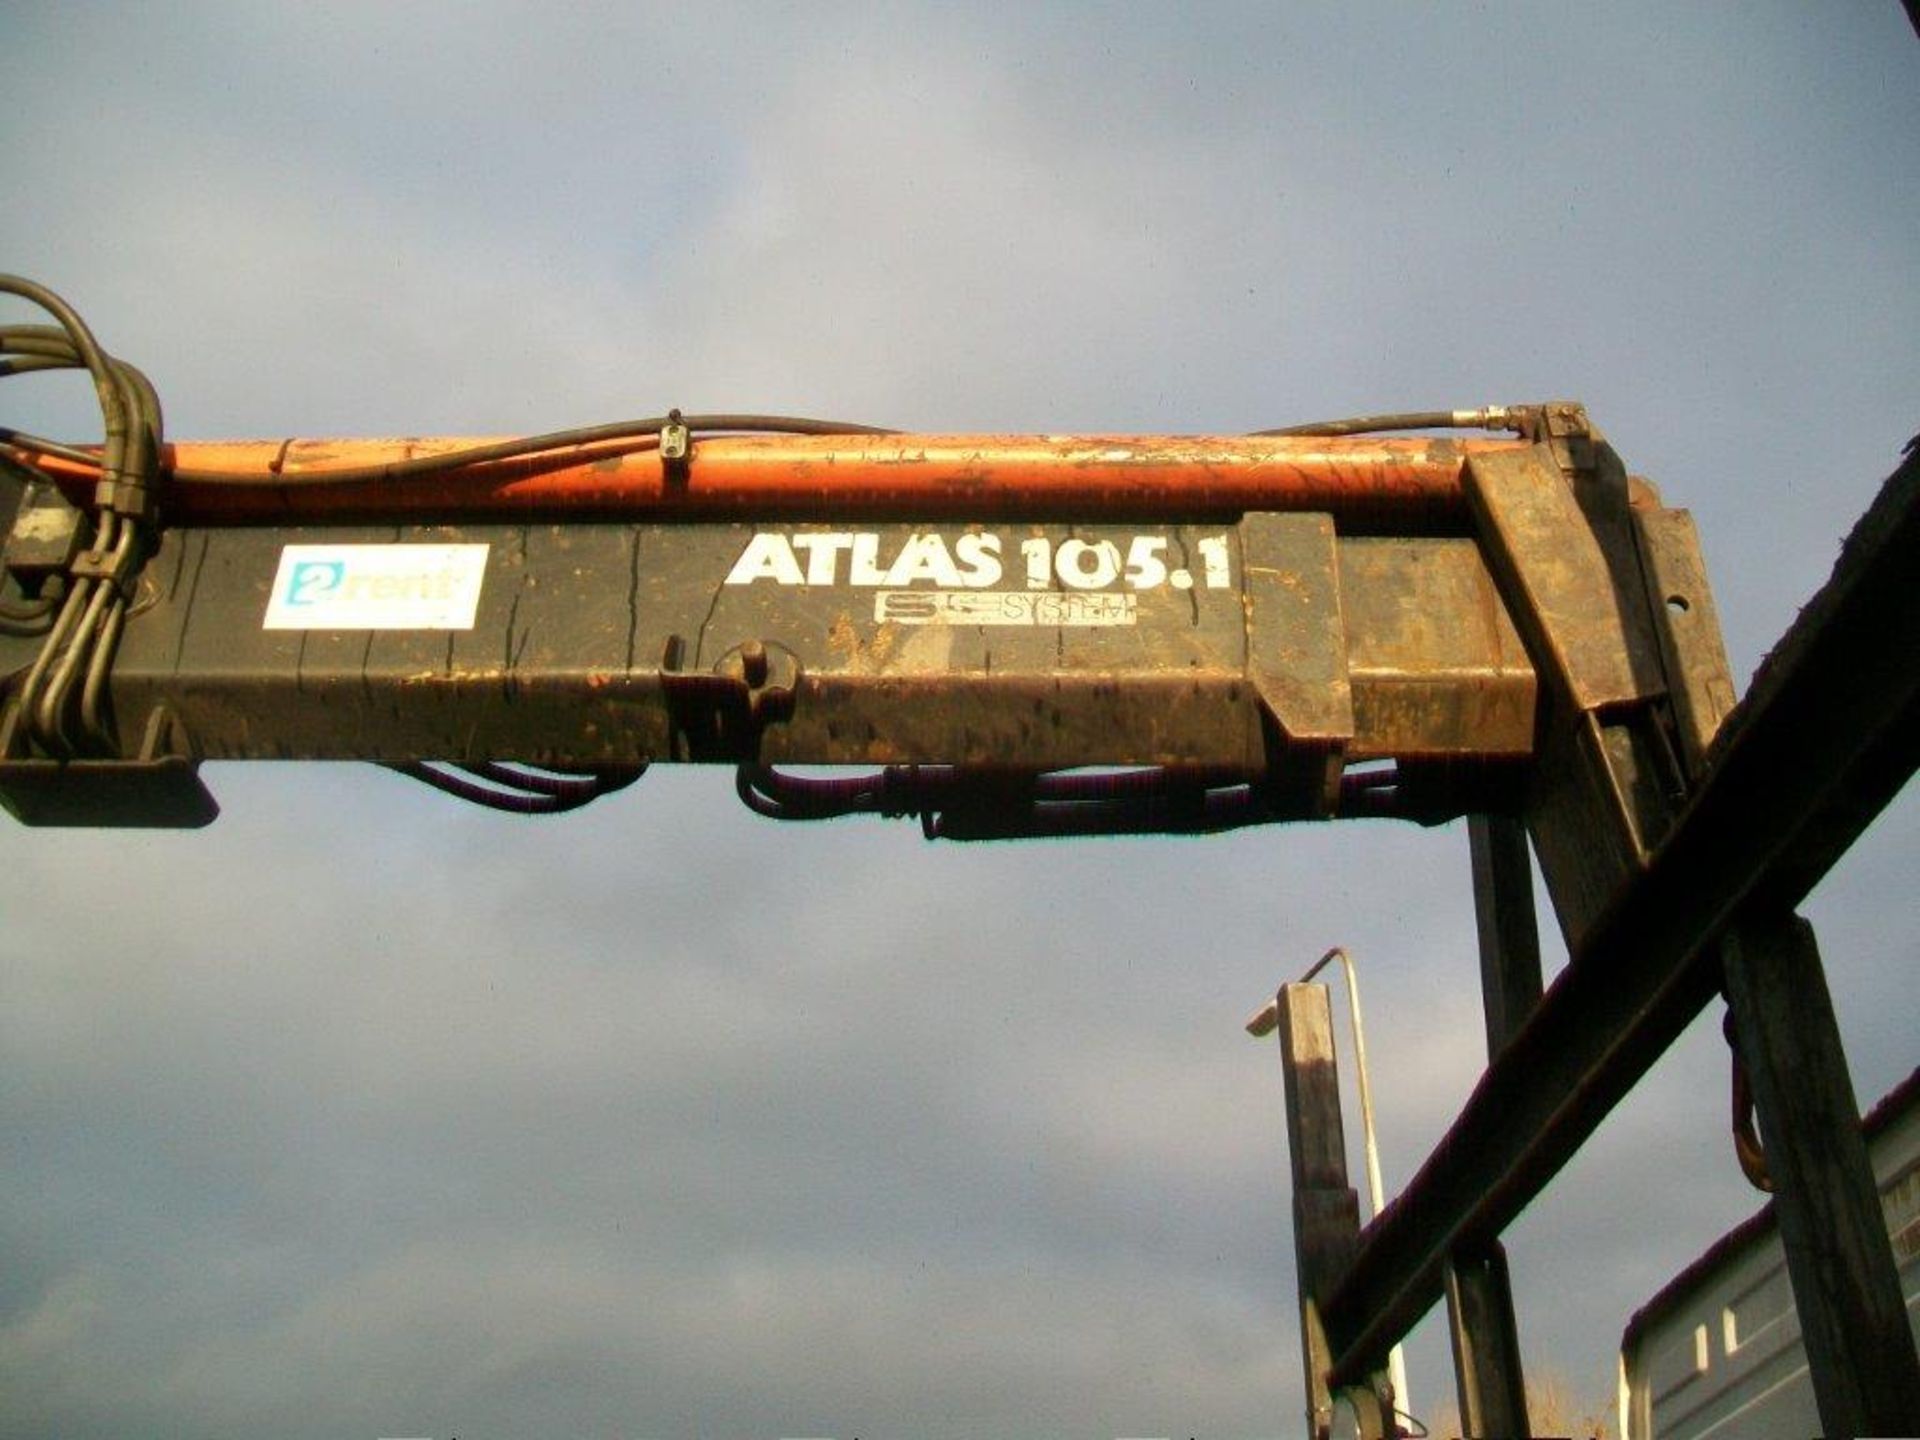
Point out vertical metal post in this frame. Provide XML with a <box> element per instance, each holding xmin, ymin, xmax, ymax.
<box><xmin>1443</xmin><ymin>813</ymin><xmax>1537</xmax><ymax>1436</ymax></box>
<box><xmin>1446</xmin><ymin>1243</ymin><xmax>1529</xmax><ymax>1439</ymax></box>
<box><xmin>1299</xmin><ymin>947</ymin><xmax>1412</xmax><ymax>1419</ymax></box>
<box><xmin>1468</xmin><ymin>814</ymin><xmax>1543</xmax><ymax>1056</ymax></box>
<box><xmin>1269</xmin><ymin>982</ymin><xmax>1392</xmax><ymax>1440</ymax></box>
<box><xmin>1721</xmin><ymin>911</ymin><xmax>1920</xmax><ymax>1435</ymax></box>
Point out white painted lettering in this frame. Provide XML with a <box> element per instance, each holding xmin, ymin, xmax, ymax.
<box><xmin>849</xmin><ymin>533</ymin><xmax>887</xmax><ymax>586</ymax></box>
<box><xmin>790</xmin><ymin>532</ymin><xmax>854</xmax><ymax>585</ymax></box>
<box><xmin>953</xmin><ymin>532</ymin><xmax>1002</xmax><ymax>587</ymax></box>
<box><xmin>882</xmin><ymin>533</ymin><xmax>964</xmax><ymax>588</ymax></box>
<box><xmin>725</xmin><ymin>532</ymin><xmax>806</xmax><ymax>586</ymax></box>
<box><xmin>1055</xmin><ymin>538</ymin><xmax>1122</xmax><ymax>590</ymax></box>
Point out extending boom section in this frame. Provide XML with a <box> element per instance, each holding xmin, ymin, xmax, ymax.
<box><xmin>0</xmin><ymin>281</ymin><xmax>1563</xmax><ymax>834</ymax></box>
<box><xmin>2</xmin><ymin>439</ymin><xmax>1547</xmax><ymax>829</ymax></box>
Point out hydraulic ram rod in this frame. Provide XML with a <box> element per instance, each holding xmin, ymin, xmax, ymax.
<box><xmin>20</xmin><ymin>434</ymin><xmax>1524</xmax><ymax>527</ymax></box>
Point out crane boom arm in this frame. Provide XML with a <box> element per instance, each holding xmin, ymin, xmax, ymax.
<box><xmin>0</xmin><ymin>279</ymin><xmax>1688</xmax><ymax>863</ymax></box>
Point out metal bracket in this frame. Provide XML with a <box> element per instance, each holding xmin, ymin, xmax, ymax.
<box><xmin>1723</xmin><ymin>1007</ymin><xmax>1774</xmax><ymax>1192</ymax></box>
<box><xmin>659</xmin><ymin>634</ymin><xmax>800</xmax><ymax>760</ymax></box>
<box><xmin>1631</xmin><ymin>501</ymin><xmax>1738</xmax><ymax>775</ymax></box>
<box><xmin>68</xmin><ymin>534</ymin><xmax>145</xmax><ymax>594</ymax></box>
<box><xmin>1241</xmin><ymin>511</ymin><xmax>1353</xmax><ymax>815</ymax></box>
<box><xmin>660</xmin><ymin>409</ymin><xmax>691</xmax><ymax>486</ymax></box>
<box><xmin>1463</xmin><ymin>442</ymin><xmax>1690</xmax><ymax>948</ymax></box>
<box><xmin>4</xmin><ymin>476</ymin><xmax>92</xmax><ymax>596</ymax></box>
<box><xmin>0</xmin><ymin>704</ymin><xmax>217</xmax><ymax>827</ymax></box>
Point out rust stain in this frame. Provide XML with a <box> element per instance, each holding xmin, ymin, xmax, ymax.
<box><xmin>827</xmin><ymin>613</ymin><xmax>859</xmax><ymax>661</ymax></box>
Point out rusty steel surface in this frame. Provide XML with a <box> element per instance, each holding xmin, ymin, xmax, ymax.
<box><xmin>0</xmin><ymin>518</ymin><xmax>1539</xmax><ymax>780</ymax></box>
<box><xmin>1320</xmin><ymin>442</ymin><xmax>1920</xmax><ymax>1392</ymax></box>
<box><xmin>1464</xmin><ymin>440</ymin><xmax>1687</xmax><ymax>950</ymax></box>
<box><xmin>20</xmin><ymin>433</ymin><xmax>1525</xmax><ymax>528</ymax></box>
<box><xmin>1462</xmin><ymin>446</ymin><xmax>1666</xmax><ymax>714</ymax></box>
<box><xmin>1338</xmin><ymin>538</ymin><xmax>1534</xmax><ymax>759</ymax></box>
<box><xmin>1632</xmin><ymin>504</ymin><xmax>1738</xmax><ymax>774</ymax></box>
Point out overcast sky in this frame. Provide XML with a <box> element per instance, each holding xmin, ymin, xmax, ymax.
<box><xmin>2</xmin><ymin>5</ymin><xmax>1916</xmax><ymax>1438</ymax></box>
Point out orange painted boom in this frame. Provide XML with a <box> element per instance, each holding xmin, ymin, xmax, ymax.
<box><xmin>28</xmin><ymin>433</ymin><xmax>1528</xmax><ymax>527</ymax></box>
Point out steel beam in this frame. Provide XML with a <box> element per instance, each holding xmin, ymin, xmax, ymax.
<box><xmin>1723</xmin><ymin>912</ymin><xmax>1920</xmax><ymax>1433</ymax></box>
<box><xmin>1445</xmin><ymin>1242</ymin><xmax>1530</xmax><ymax>1438</ymax></box>
<box><xmin>1273</xmin><ymin>983</ymin><xmax>1390</xmax><ymax>1440</ymax></box>
<box><xmin>1441</xmin><ymin>815</ymin><xmax>1540</xmax><ymax>1435</ymax></box>
<box><xmin>1467</xmin><ymin>814</ymin><xmax>1542</xmax><ymax>1058</ymax></box>
<box><xmin>1325</xmin><ymin>442</ymin><xmax>1920</xmax><ymax>1387</ymax></box>
<box><xmin>1</xmin><ymin>520</ymin><xmax>1544</xmax><ymax>829</ymax></box>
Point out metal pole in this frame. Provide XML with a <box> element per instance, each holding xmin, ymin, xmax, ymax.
<box><xmin>1299</xmin><ymin>947</ymin><xmax>1410</xmax><ymax>1427</ymax></box>
<box><xmin>1252</xmin><ymin>945</ymin><xmax>1410</xmax><ymax>1429</ymax></box>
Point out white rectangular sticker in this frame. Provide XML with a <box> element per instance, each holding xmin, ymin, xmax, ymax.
<box><xmin>264</xmin><ymin>544</ymin><xmax>490</xmax><ymax>630</ymax></box>
<box><xmin>874</xmin><ymin>589</ymin><xmax>1138</xmax><ymax>627</ymax></box>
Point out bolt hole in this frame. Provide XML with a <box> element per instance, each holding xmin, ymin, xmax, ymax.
<box><xmin>1666</xmin><ymin>594</ymin><xmax>1690</xmax><ymax>614</ymax></box>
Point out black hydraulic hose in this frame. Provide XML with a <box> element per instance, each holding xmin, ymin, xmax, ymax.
<box><xmin>0</xmin><ymin>332</ymin><xmax>105</xmax><ymax>458</ymax></box>
<box><xmin>78</xmin><ymin>589</ymin><xmax>129</xmax><ymax>743</ymax></box>
<box><xmin>0</xmin><ymin>324</ymin><xmax>84</xmax><ymax>348</ymax></box>
<box><xmin>383</xmin><ymin>760</ymin><xmax>645</xmax><ymax>814</ymax></box>
<box><xmin>460</xmin><ymin>761</ymin><xmax>646</xmax><ymax>799</ymax></box>
<box><xmin>2</xmin><ymin>415</ymin><xmax>900</xmax><ymax>486</ymax></box>
<box><xmin>0</xmin><ymin>356</ymin><xmax>78</xmax><ymax>381</ymax></box>
<box><xmin>383</xmin><ymin>762</ymin><xmax>596</xmax><ymax>814</ymax></box>
<box><xmin>35</xmin><ymin>522</ymin><xmax>132</xmax><ymax>752</ymax></box>
<box><xmin>0</xmin><ymin>428</ymin><xmax>99</xmax><ymax>465</ymax></box>
<box><xmin>1252</xmin><ymin>410</ymin><xmax>1508</xmax><ymax>437</ymax></box>
<box><xmin>737</xmin><ymin>765</ymin><xmax>894</xmax><ymax>819</ymax></box>
<box><xmin>0</xmin><ymin>332</ymin><xmax>90</xmax><ymax>362</ymax></box>
<box><xmin>0</xmin><ymin>596</ymin><xmax>56</xmax><ymax>636</ymax></box>
<box><xmin>459</xmin><ymin>762</ymin><xmax>604</xmax><ymax>799</ymax></box>
<box><xmin>928</xmin><ymin>784</ymin><xmax>1265</xmax><ymax>839</ymax></box>
<box><xmin>740</xmin><ymin>761</ymin><xmax>1480</xmax><ymax>835</ymax></box>
<box><xmin>17</xmin><ymin>574</ymin><xmax>97</xmax><ymax>758</ymax></box>
<box><xmin>1030</xmin><ymin>766</ymin><xmax>1248</xmax><ymax>800</ymax></box>
<box><xmin>14</xmin><ymin>510</ymin><xmax>120</xmax><ymax>754</ymax></box>
<box><xmin>0</xmin><ymin>306</ymin><xmax>163</xmax><ymax>754</ymax></box>
<box><xmin>739</xmin><ymin>764</ymin><xmax>1271</xmax><ymax>833</ymax></box>
<box><xmin>0</xmin><ymin>276</ymin><xmax>132</xmax><ymax>497</ymax></box>
<box><xmin>1</xmin><ymin>321</ymin><xmax>900</xmax><ymax>487</ymax></box>
<box><xmin>0</xmin><ymin>329</ymin><xmax>166</xmax><ymax>479</ymax></box>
